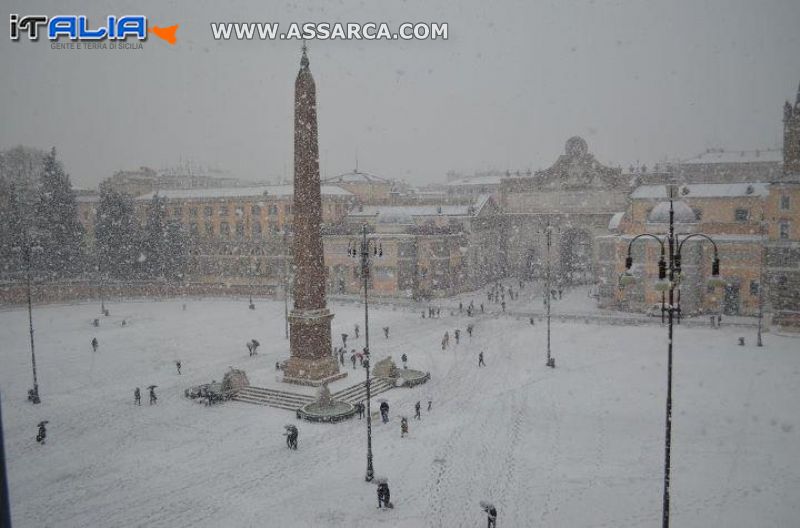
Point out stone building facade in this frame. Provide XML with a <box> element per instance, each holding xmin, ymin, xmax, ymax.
<box><xmin>325</xmin><ymin>196</ymin><xmax>504</xmax><ymax>298</ymax></box>
<box><xmin>596</xmin><ymin>183</ymin><xmax>768</xmax><ymax>316</ymax></box>
<box><xmin>500</xmin><ymin>136</ymin><xmax>632</xmax><ymax>285</ymax></box>
<box><xmin>132</xmin><ymin>185</ymin><xmax>354</xmax><ymax>286</ymax></box>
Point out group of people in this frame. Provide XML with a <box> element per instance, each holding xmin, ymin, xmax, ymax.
<box><xmin>133</xmin><ymin>386</ymin><xmax>158</xmax><ymax>405</ymax></box>
<box><xmin>422</xmin><ymin>306</ymin><xmax>442</xmax><ymax>319</ymax></box>
<box><xmin>246</xmin><ymin>339</ymin><xmax>260</xmax><ymax>356</ymax></box>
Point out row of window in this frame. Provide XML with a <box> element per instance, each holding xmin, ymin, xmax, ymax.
<box><xmin>169</xmin><ymin>204</ymin><xmax>291</xmax><ymax>218</ymax></box>
<box><xmin>184</xmin><ymin>221</ymin><xmax>286</xmax><ymax>237</ymax></box>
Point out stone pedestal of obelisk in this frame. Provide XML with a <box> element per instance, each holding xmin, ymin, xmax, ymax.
<box><xmin>282</xmin><ymin>47</ymin><xmax>346</xmax><ymax>386</ymax></box>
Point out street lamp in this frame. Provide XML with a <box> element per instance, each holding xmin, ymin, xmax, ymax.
<box><xmin>621</xmin><ymin>185</ymin><xmax>722</xmax><ymax>528</ymax></box>
<box><xmin>538</xmin><ymin>222</ymin><xmax>558</xmax><ymax>368</ymax></box>
<box><xmin>97</xmin><ymin>257</ymin><xmax>106</xmax><ymax>315</ymax></box>
<box><xmin>757</xmin><ymin>213</ymin><xmax>766</xmax><ymax>347</ymax></box>
<box><xmin>248</xmin><ymin>260</ymin><xmax>256</xmax><ymax>310</ymax></box>
<box><xmin>14</xmin><ymin>230</ymin><xmax>43</xmax><ymax>404</ymax></box>
<box><xmin>348</xmin><ymin>222</ymin><xmax>382</xmax><ymax>482</ymax></box>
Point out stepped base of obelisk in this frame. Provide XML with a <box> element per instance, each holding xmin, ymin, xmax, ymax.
<box><xmin>282</xmin><ymin>356</ymin><xmax>347</xmax><ymax>386</ymax></box>
<box><xmin>283</xmin><ymin>308</ymin><xmax>346</xmax><ymax>386</ymax></box>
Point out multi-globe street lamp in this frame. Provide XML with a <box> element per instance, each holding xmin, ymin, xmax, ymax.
<box><xmin>348</xmin><ymin>222</ymin><xmax>382</xmax><ymax>482</ymax></box>
<box><xmin>620</xmin><ymin>184</ymin><xmax>724</xmax><ymax>528</ymax></box>
<box><xmin>537</xmin><ymin>221</ymin><xmax>559</xmax><ymax>368</ymax></box>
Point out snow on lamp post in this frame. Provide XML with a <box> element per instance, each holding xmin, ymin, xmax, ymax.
<box><xmin>348</xmin><ymin>222</ymin><xmax>382</xmax><ymax>482</ymax></box>
<box><xmin>620</xmin><ymin>185</ymin><xmax>722</xmax><ymax>528</ymax></box>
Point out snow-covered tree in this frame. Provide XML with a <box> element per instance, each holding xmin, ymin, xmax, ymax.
<box><xmin>34</xmin><ymin>148</ymin><xmax>85</xmax><ymax>277</ymax></box>
<box><xmin>95</xmin><ymin>189</ymin><xmax>139</xmax><ymax>279</ymax></box>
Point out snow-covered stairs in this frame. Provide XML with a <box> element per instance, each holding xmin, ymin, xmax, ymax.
<box><xmin>232</xmin><ymin>386</ymin><xmax>314</xmax><ymax>411</ymax></box>
<box><xmin>232</xmin><ymin>378</ymin><xmax>397</xmax><ymax>411</ymax></box>
<box><xmin>331</xmin><ymin>378</ymin><xmax>396</xmax><ymax>404</ymax></box>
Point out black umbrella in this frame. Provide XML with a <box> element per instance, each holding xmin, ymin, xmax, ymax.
<box><xmin>148</xmin><ymin>385</ymin><xmax>158</xmax><ymax>390</ymax></box>
<box><xmin>37</xmin><ymin>420</ymin><xmax>49</xmax><ymax>427</ymax></box>
<box><xmin>251</xmin><ymin>339</ymin><xmax>260</xmax><ymax>347</ymax></box>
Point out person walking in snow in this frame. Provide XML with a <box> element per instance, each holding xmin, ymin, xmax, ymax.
<box><xmin>380</xmin><ymin>401</ymin><xmax>389</xmax><ymax>423</ymax></box>
<box><xmin>357</xmin><ymin>401</ymin><xmax>365</xmax><ymax>419</ymax></box>
<box><xmin>351</xmin><ymin>353</ymin><xmax>357</xmax><ymax>369</ymax></box>
<box><xmin>383</xmin><ymin>326</ymin><xmax>390</xmax><ymax>339</ymax></box>
<box><xmin>149</xmin><ymin>386</ymin><xmax>157</xmax><ymax>405</ymax></box>
<box><xmin>377</xmin><ymin>481</ymin><xmax>391</xmax><ymax>509</ymax></box>
<box><xmin>459</xmin><ymin>301</ymin><xmax>463</xmax><ymax>314</ymax></box>
<box><xmin>436</xmin><ymin>307</ymin><xmax>440</xmax><ymax>318</ymax></box>
<box><xmin>355</xmin><ymin>324</ymin><xmax>360</xmax><ymax>339</ymax></box>
<box><xmin>134</xmin><ymin>387</ymin><xmax>141</xmax><ymax>406</ymax></box>
<box><xmin>441</xmin><ymin>331</ymin><xmax>449</xmax><ymax>350</ymax></box>
<box><xmin>285</xmin><ymin>425</ymin><xmax>298</xmax><ymax>450</ymax></box>
<box><xmin>483</xmin><ymin>503</ymin><xmax>498</xmax><ymax>528</ymax></box>
<box><xmin>414</xmin><ymin>401</ymin><xmax>421</xmax><ymax>420</ymax></box>
<box><xmin>478</xmin><ymin>351</ymin><xmax>486</xmax><ymax>367</ymax></box>
<box><xmin>401</xmin><ymin>353</ymin><xmax>408</xmax><ymax>369</ymax></box>
<box><xmin>427</xmin><ymin>398</ymin><xmax>432</xmax><ymax>412</ymax></box>
<box><xmin>480</xmin><ymin>303</ymin><xmax>485</xmax><ymax>314</ymax></box>
<box><xmin>400</xmin><ymin>417</ymin><xmax>408</xmax><ymax>438</ymax></box>
<box><xmin>467</xmin><ymin>324</ymin><xmax>474</xmax><ymax>338</ymax></box>
<box><xmin>501</xmin><ymin>301</ymin><xmax>506</xmax><ymax>313</ymax></box>
<box><xmin>339</xmin><ymin>348</ymin><xmax>345</xmax><ymax>365</ymax></box>
<box><xmin>91</xmin><ymin>337</ymin><xmax>98</xmax><ymax>352</ymax></box>
<box><xmin>175</xmin><ymin>360</ymin><xmax>181</xmax><ymax>375</ymax></box>
<box><xmin>36</xmin><ymin>421</ymin><xmax>47</xmax><ymax>445</ymax></box>
<box><xmin>454</xmin><ymin>329</ymin><xmax>460</xmax><ymax>344</ymax></box>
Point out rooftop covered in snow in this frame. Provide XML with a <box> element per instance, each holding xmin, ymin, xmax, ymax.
<box><xmin>135</xmin><ymin>185</ymin><xmax>353</xmax><ymax>201</ymax></box>
<box><xmin>631</xmin><ymin>182</ymin><xmax>770</xmax><ymax>199</ymax></box>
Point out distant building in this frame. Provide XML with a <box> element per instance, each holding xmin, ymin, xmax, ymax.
<box><xmin>500</xmin><ymin>136</ymin><xmax>633</xmax><ymax>285</ymax></box>
<box><xmin>132</xmin><ymin>184</ymin><xmax>354</xmax><ymax>285</ymax></box>
<box><xmin>101</xmin><ymin>162</ymin><xmax>256</xmax><ymax>197</ymax></box>
<box><xmin>668</xmin><ymin>148</ymin><xmax>783</xmax><ymax>184</ymax></box>
<box><xmin>766</xmin><ymin>82</ymin><xmax>800</xmax><ymax>330</ymax></box>
<box><xmin>324</xmin><ymin>195</ymin><xmax>503</xmax><ymax>298</ymax></box>
<box><xmin>443</xmin><ymin>170</ymin><xmax>507</xmax><ymax>203</ymax></box>
<box><xmin>596</xmin><ymin>183</ymin><xmax>768</xmax><ymax>316</ymax></box>
<box><xmin>323</xmin><ymin>169</ymin><xmax>397</xmax><ymax>204</ymax></box>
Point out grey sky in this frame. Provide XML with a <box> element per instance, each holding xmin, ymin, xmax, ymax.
<box><xmin>1</xmin><ymin>0</ymin><xmax>799</xmax><ymax>189</ymax></box>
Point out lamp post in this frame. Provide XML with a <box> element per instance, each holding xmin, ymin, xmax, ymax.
<box><xmin>248</xmin><ymin>261</ymin><xmax>256</xmax><ymax>310</ymax></box>
<box><xmin>97</xmin><ymin>257</ymin><xmax>106</xmax><ymax>315</ymax></box>
<box><xmin>348</xmin><ymin>222</ymin><xmax>382</xmax><ymax>482</ymax></box>
<box><xmin>757</xmin><ymin>213</ymin><xmax>766</xmax><ymax>347</ymax></box>
<box><xmin>620</xmin><ymin>185</ymin><xmax>723</xmax><ymax>528</ymax></box>
<box><xmin>541</xmin><ymin>222</ymin><xmax>557</xmax><ymax>368</ymax></box>
<box><xmin>15</xmin><ymin>231</ymin><xmax>42</xmax><ymax>404</ymax></box>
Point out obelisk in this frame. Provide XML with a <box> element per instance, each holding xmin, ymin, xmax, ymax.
<box><xmin>282</xmin><ymin>46</ymin><xmax>345</xmax><ymax>386</ymax></box>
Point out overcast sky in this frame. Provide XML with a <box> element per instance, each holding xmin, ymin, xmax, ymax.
<box><xmin>1</xmin><ymin>0</ymin><xmax>799</xmax><ymax>189</ymax></box>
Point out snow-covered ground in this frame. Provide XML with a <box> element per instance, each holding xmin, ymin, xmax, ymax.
<box><xmin>1</xmin><ymin>296</ymin><xmax>798</xmax><ymax>527</ymax></box>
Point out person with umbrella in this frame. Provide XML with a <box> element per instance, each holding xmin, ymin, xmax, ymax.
<box><xmin>148</xmin><ymin>385</ymin><xmax>158</xmax><ymax>405</ymax></box>
<box><xmin>414</xmin><ymin>401</ymin><xmax>421</xmax><ymax>420</ymax></box>
<box><xmin>284</xmin><ymin>424</ymin><xmax>298</xmax><ymax>450</ymax></box>
<box><xmin>91</xmin><ymin>337</ymin><xmax>98</xmax><ymax>352</ymax></box>
<box><xmin>36</xmin><ymin>420</ymin><xmax>48</xmax><ymax>444</ymax></box>
<box><xmin>251</xmin><ymin>339</ymin><xmax>260</xmax><ymax>355</ymax></box>
<box><xmin>480</xmin><ymin>501</ymin><xmax>497</xmax><ymax>527</ymax></box>
<box><xmin>134</xmin><ymin>387</ymin><xmax>141</xmax><ymax>406</ymax></box>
